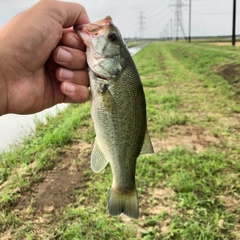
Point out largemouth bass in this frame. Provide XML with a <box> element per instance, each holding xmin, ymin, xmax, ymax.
<box><xmin>75</xmin><ymin>16</ymin><xmax>153</xmax><ymax>219</ymax></box>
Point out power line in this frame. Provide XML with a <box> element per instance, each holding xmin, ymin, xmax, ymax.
<box><xmin>152</xmin><ymin>6</ymin><xmax>169</xmax><ymax>18</ymax></box>
<box><xmin>192</xmin><ymin>11</ymin><xmax>238</xmax><ymax>15</ymax></box>
<box><xmin>148</xmin><ymin>10</ymin><xmax>172</xmax><ymax>30</ymax></box>
<box><xmin>145</xmin><ymin>0</ymin><xmax>169</xmax><ymax>16</ymax></box>
<box><xmin>155</xmin><ymin>10</ymin><xmax>173</xmax><ymax>22</ymax></box>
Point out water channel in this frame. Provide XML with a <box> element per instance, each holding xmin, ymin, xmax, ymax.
<box><xmin>0</xmin><ymin>44</ymin><xmax>147</xmax><ymax>152</ymax></box>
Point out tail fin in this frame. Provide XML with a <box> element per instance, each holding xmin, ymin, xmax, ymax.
<box><xmin>107</xmin><ymin>187</ymin><xmax>139</xmax><ymax>219</ymax></box>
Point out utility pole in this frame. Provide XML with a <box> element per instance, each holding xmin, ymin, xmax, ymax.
<box><xmin>232</xmin><ymin>0</ymin><xmax>237</xmax><ymax>46</ymax></box>
<box><xmin>176</xmin><ymin>8</ymin><xmax>179</xmax><ymax>41</ymax></box>
<box><xmin>188</xmin><ymin>0</ymin><xmax>192</xmax><ymax>43</ymax></box>
<box><xmin>138</xmin><ymin>12</ymin><xmax>146</xmax><ymax>39</ymax></box>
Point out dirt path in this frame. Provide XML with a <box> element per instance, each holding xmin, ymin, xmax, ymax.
<box><xmin>208</xmin><ymin>42</ymin><xmax>240</xmax><ymax>47</ymax></box>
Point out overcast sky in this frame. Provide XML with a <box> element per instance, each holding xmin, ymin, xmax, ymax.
<box><xmin>0</xmin><ymin>0</ymin><xmax>239</xmax><ymax>38</ymax></box>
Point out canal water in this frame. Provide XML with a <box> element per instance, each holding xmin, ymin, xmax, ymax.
<box><xmin>0</xmin><ymin>44</ymin><xmax>147</xmax><ymax>152</ymax></box>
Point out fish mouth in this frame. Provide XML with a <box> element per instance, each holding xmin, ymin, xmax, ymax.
<box><xmin>74</xmin><ymin>23</ymin><xmax>103</xmax><ymax>35</ymax></box>
<box><xmin>75</xmin><ymin>16</ymin><xmax>113</xmax><ymax>83</ymax></box>
<box><xmin>74</xmin><ymin>16</ymin><xmax>112</xmax><ymax>41</ymax></box>
<box><xmin>74</xmin><ymin>16</ymin><xmax>112</xmax><ymax>34</ymax></box>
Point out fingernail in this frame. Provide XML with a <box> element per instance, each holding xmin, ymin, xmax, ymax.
<box><xmin>64</xmin><ymin>83</ymin><xmax>75</xmax><ymax>93</ymax></box>
<box><xmin>66</xmin><ymin>35</ymin><xmax>79</xmax><ymax>48</ymax></box>
<box><xmin>60</xmin><ymin>68</ymin><xmax>74</xmax><ymax>79</ymax></box>
<box><xmin>57</xmin><ymin>48</ymin><xmax>73</xmax><ymax>62</ymax></box>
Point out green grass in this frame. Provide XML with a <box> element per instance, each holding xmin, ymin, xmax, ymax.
<box><xmin>1</xmin><ymin>41</ymin><xmax>240</xmax><ymax>239</ymax></box>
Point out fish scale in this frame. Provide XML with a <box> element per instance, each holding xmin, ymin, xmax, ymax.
<box><xmin>75</xmin><ymin>16</ymin><xmax>154</xmax><ymax>219</ymax></box>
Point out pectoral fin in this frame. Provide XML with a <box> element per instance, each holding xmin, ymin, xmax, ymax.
<box><xmin>91</xmin><ymin>140</ymin><xmax>108</xmax><ymax>173</ymax></box>
<box><xmin>140</xmin><ymin>129</ymin><xmax>154</xmax><ymax>154</ymax></box>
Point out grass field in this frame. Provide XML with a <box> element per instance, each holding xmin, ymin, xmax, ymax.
<box><xmin>1</xmin><ymin>41</ymin><xmax>240</xmax><ymax>239</ymax></box>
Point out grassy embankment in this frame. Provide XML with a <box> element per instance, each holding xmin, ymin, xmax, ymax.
<box><xmin>1</xmin><ymin>42</ymin><xmax>240</xmax><ymax>239</ymax></box>
<box><xmin>126</xmin><ymin>41</ymin><xmax>148</xmax><ymax>48</ymax></box>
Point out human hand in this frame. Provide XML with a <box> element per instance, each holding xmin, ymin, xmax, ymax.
<box><xmin>0</xmin><ymin>0</ymin><xmax>90</xmax><ymax>116</ymax></box>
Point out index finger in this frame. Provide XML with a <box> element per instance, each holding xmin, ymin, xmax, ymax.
<box><xmin>35</xmin><ymin>0</ymin><xmax>90</xmax><ymax>27</ymax></box>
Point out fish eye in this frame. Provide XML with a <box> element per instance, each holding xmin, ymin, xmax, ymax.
<box><xmin>108</xmin><ymin>32</ymin><xmax>117</xmax><ymax>42</ymax></box>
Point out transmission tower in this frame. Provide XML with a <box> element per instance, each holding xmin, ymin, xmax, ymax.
<box><xmin>138</xmin><ymin>12</ymin><xmax>146</xmax><ymax>38</ymax></box>
<box><xmin>170</xmin><ymin>0</ymin><xmax>188</xmax><ymax>41</ymax></box>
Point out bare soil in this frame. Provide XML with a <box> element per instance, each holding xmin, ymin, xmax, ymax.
<box><xmin>152</xmin><ymin>125</ymin><xmax>220</xmax><ymax>153</ymax></box>
<box><xmin>15</xmin><ymin>142</ymin><xmax>92</xmax><ymax>214</ymax></box>
<box><xmin>214</xmin><ymin>63</ymin><xmax>240</xmax><ymax>88</ymax></box>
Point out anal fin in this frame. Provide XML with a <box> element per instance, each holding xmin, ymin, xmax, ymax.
<box><xmin>91</xmin><ymin>140</ymin><xmax>108</xmax><ymax>173</ymax></box>
<box><xmin>140</xmin><ymin>129</ymin><xmax>154</xmax><ymax>154</ymax></box>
